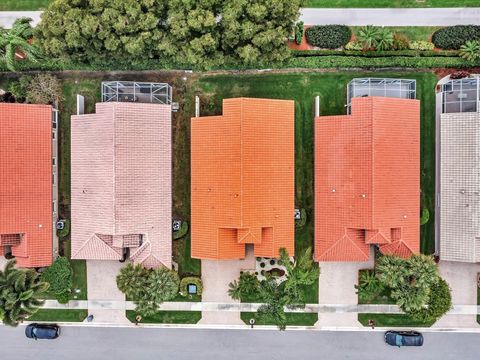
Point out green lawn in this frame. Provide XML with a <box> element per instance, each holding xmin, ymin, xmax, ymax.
<box><xmin>63</xmin><ymin>239</ymin><xmax>87</xmax><ymax>300</ymax></box>
<box><xmin>198</xmin><ymin>71</ymin><xmax>437</xmax><ymax>255</ymax></box>
<box><xmin>351</xmin><ymin>26</ymin><xmax>440</xmax><ymax>42</ymax></box>
<box><xmin>241</xmin><ymin>312</ymin><xmax>318</xmax><ymax>326</ymax></box>
<box><xmin>126</xmin><ymin>310</ymin><xmax>201</xmax><ymax>324</ymax></box>
<box><xmin>0</xmin><ymin>0</ymin><xmax>50</xmax><ymax>10</ymax></box>
<box><xmin>28</xmin><ymin>309</ymin><xmax>87</xmax><ymax>322</ymax></box>
<box><xmin>358</xmin><ymin>313</ymin><xmax>434</xmax><ymax>327</ymax></box>
<box><xmin>307</xmin><ymin>0</ymin><xmax>480</xmax><ymax>7</ymax></box>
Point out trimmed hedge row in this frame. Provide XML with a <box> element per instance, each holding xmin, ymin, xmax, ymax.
<box><xmin>0</xmin><ymin>54</ymin><xmax>476</xmax><ymax>73</ymax></box>
<box><xmin>291</xmin><ymin>49</ymin><xmax>459</xmax><ymax>57</ymax></box>
<box><xmin>305</xmin><ymin>25</ymin><xmax>352</xmax><ymax>49</ymax></box>
<box><xmin>432</xmin><ymin>25</ymin><xmax>480</xmax><ymax>50</ymax></box>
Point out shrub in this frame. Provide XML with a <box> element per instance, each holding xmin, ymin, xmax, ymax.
<box><xmin>409</xmin><ymin>40</ymin><xmax>435</xmax><ymax>51</ymax></box>
<box><xmin>56</xmin><ymin>291</ymin><xmax>70</xmax><ymax>304</ymax></box>
<box><xmin>179</xmin><ymin>277</ymin><xmax>203</xmax><ymax>296</ymax></box>
<box><xmin>7</xmin><ymin>76</ymin><xmax>32</xmax><ymax>103</ymax></box>
<box><xmin>295</xmin><ymin>22</ymin><xmax>304</xmax><ymax>45</ymax></box>
<box><xmin>295</xmin><ymin>208</ymin><xmax>307</xmax><ymax>228</ymax></box>
<box><xmin>41</xmin><ymin>257</ymin><xmax>73</xmax><ymax>298</ymax></box>
<box><xmin>26</xmin><ymin>74</ymin><xmax>62</xmax><ymax>105</ymax></box>
<box><xmin>407</xmin><ymin>278</ymin><xmax>452</xmax><ymax>323</ymax></box>
<box><xmin>420</xmin><ymin>208</ymin><xmax>430</xmax><ymax>226</ymax></box>
<box><xmin>459</xmin><ymin>40</ymin><xmax>480</xmax><ymax>62</ymax></box>
<box><xmin>392</xmin><ymin>34</ymin><xmax>410</xmax><ymax>51</ymax></box>
<box><xmin>432</xmin><ymin>25</ymin><xmax>480</xmax><ymax>50</ymax></box>
<box><xmin>173</xmin><ymin>221</ymin><xmax>188</xmax><ymax>240</ymax></box>
<box><xmin>305</xmin><ymin>25</ymin><xmax>352</xmax><ymax>49</ymax></box>
<box><xmin>449</xmin><ymin>70</ymin><xmax>471</xmax><ymax>79</ymax></box>
<box><xmin>345</xmin><ymin>41</ymin><xmax>363</xmax><ymax>51</ymax></box>
<box><xmin>57</xmin><ymin>219</ymin><xmax>70</xmax><ymax>238</ymax></box>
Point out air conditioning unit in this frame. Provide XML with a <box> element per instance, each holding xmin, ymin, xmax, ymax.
<box><xmin>172</xmin><ymin>102</ymin><xmax>180</xmax><ymax>112</ymax></box>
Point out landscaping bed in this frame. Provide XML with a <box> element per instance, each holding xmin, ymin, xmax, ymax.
<box><xmin>126</xmin><ymin>310</ymin><xmax>201</xmax><ymax>324</ymax></box>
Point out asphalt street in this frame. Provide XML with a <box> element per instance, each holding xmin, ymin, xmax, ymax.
<box><xmin>0</xmin><ymin>326</ymin><xmax>479</xmax><ymax>360</ymax></box>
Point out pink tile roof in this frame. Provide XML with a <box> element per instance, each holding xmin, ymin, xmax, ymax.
<box><xmin>315</xmin><ymin>97</ymin><xmax>420</xmax><ymax>261</ymax></box>
<box><xmin>0</xmin><ymin>103</ymin><xmax>53</xmax><ymax>268</ymax></box>
<box><xmin>71</xmin><ymin>102</ymin><xmax>172</xmax><ymax>268</ymax></box>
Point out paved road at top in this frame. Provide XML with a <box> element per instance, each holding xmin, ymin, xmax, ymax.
<box><xmin>2</xmin><ymin>8</ymin><xmax>480</xmax><ymax>28</ymax></box>
<box><xmin>300</xmin><ymin>7</ymin><xmax>480</xmax><ymax>26</ymax></box>
<box><xmin>1</xmin><ymin>325</ymin><xmax>479</xmax><ymax>360</ymax></box>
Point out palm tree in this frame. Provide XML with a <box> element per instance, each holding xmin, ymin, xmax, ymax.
<box><xmin>280</xmin><ymin>247</ymin><xmax>320</xmax><ymax>288</ymax></box>
<box><xmin>356</xmin><ymin>25</ymin><xmax>380</xmax><ymax>50</ymax></box>
<box><xmin>0</xmin><ymin>17</ymin><xmax>41</xmax><ymax>71</ymax></box>
<box><xmin>0</xmin><ymin>260</ymin><xmax>49</xmax><ymax>326</ymax></box>
<box><xmin>227</xmin><ymin>272</ymin><xmax>260</xmax><ymax>301</ymax></box>
<box><xmin>116</xmin><ymin>263</ymin><xmax>149</xmax><ymax>300</ymax></box>
<box><xmin>148</xmin><ymin>267</ymin><xmax>179</xmax><ymax>302</ymax></box>
<box><xmin>407</xmin><ymin>254</ymin><xmax>439</xmax><ymax>289</ymax></box>
<box><xmin>459</xmin><ymin>40</ymin><xmax>480</xmax><ymax>62</ymax></box>
<box><xmin>355</xmin><ymin>270</ymin><xmax>384</xmax><ymax>302</ymax></box>
<box><xmin>375</xmin><ymin>255</ymin><xmax>408</xmax><ymax>289</ymax></box>
<box><xmin>375</xmin><ymin>28</ymin><xmax>394</xmax><ymax>51</ymax></box>
<box><xmin>257</xmin><ymin>277</ymin><xmax>288</xmax><ymax>330</ymax></box>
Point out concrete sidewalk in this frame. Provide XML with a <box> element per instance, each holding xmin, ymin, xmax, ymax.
<box><xmin>300</xmin><ymin>7</ymin><xmax>480</xmax><ymax>26</ymax></box>
<box><xmin>42</xmin><ymin>300</ymin><xmax>480</xmax><ymax>315</ymax></box>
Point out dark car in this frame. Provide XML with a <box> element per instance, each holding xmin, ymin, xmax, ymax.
<box><xmin>385</xmin><ymin>331</ymin><xmax>423</xmax><ymax>347</ymax></box>
<box><xmin>25</xmin><ymin>324</ymin><xmax>60</xmax><ymax>340</ymax></box>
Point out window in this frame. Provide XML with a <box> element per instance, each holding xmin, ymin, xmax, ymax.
<box><xmin>52</xmin><ymin>158</ymin><xmax>56</xmax><ymax>166</ymax></box>
<box><xmin>52</xmin><ymin>174</ymin><xmax>55</xmax><ymax>185</ymax></box>
<box><xmin>52</xmin><ymin>132</ymin><xmax>56</xmax><ymax>139</ymax></box>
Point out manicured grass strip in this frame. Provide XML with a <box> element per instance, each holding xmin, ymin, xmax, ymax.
<box><xmin>0</xmin><ymin>0</ymin><xmax>50</xmax><ymax>10</ymax></box>
<box><xmin>126</xmin><ymin>310</ymin><xmax>201</xmax><ymax>324</ymax></box>
<box><xmin>28</xmin><ymin>309</ymin><xmax>87</xmax><ymax>322</ymax></box>
<box><xmin>307</xmin><ymin>0</ymin><xmax>480</xmax><ymax>8</ymax></box>
<box><xmin>358</xmin><ymin>313</ymin><xmax>434</xmax><ymax>327</ymax></box>
<box><xmin>241</xmin><ymin>312</ymin><xmax>318</xmax><ymax>326</ymax></box>
<box><xmin>64</xmin><ymin>240</ymin><xmax>88</xmax><ymax>300</ymax></box>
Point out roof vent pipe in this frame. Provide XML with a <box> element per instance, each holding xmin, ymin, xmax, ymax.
<box><xmin>195</xmin><ymin>96</ymin><xmax>200</xmax><ymax>117</ymax></box>
<box><xmin>315</xmin><ymin>96</ymin><xmax>320</xmax><ymax>117</ymax></box>
<box><xmin>76</xmin><ymin>95</ymin><xmax>85</xmax><ymax>115</ymax></box>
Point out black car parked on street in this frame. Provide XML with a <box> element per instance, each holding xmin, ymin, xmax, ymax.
<box><xmin>25</xmin><ymin>324</ymin><xmax>60</xmax><ymax>340</ymax></box>
<box><xmin>384</xmin><ymin>331</ymin><xmax>423</xmax><ymax>347</ymax></box>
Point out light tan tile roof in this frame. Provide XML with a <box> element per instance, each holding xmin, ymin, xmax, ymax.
<box><xmin>191</xmin><ymin>98</ymin><xmax>295</xmax><ymax>259</ymax></box>
<box><xmin>440</xmin><ymin>112</ymin><xmax>480</xmax><ymax>262</ymax></box>
<box><xmin>71</xmin><ymin>102</ymin><xmax>172</xmax><ymax>268</ymax></box>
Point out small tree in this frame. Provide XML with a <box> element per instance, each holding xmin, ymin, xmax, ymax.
<box><xmin>0</xmin><ymin>260</ymin><xmax>49</xmax><ymax>326</ymax></box>
<box><xmin>228</xmin><ymin>272</ymin><xmax>260</xmax><ymax>301</ymax></box>
<box><xmin>40</xmin><ymin>256</ymin><xmax>73</xmax><ymax>303</ymax></box>
<box><xmin>375</xmin><ymin>28</ymin><xmax>394</xmax><ymax>51</ymax></box>
<box><xmin>459</xmin><ymin>40</ymin><xmax>480</xmax><ymax>62</ymax></box>
<box><xmin>26</xmin><ymin>74</ymin><xmax>62</xmax><ymax>105</ymax></box>
<box><xmin>355</xmin><ymin>270</ymin><xmax>384</xmax><ymax>302</ymax></box>
<box><xmin>407</xmin><ymin>278</ymin><xmax>452</xmax><ymax>323</ymax></box>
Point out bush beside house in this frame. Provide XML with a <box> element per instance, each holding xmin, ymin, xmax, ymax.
<box><xmin>305</xmin><ymin>25</ymin><xmax>352</xmax><ymax>49</ymax></box>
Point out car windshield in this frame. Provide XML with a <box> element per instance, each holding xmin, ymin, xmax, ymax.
<box><xmin>395</xmin><ymin>335</ymin><xmax>403</xmax><ymax>346</ymax></box>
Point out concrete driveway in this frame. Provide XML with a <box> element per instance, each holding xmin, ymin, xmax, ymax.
<box><xmin>199</xmin><ymin>247</ymin><xmax>255</xmax><ymax>325</ymax></box>
<box><xmin>433</xmin><ymin>261</ymin><xmax>480</xmax><ymax>328</ymax></box>
<box><xmin>86</xmin><ymin>260</ymin><xmax>129</xmax><ymax>324</ymax></box>
<box><xmin>316</xmin><ymin>250</ymin><xmax>374</xmax><ymax>327</ymax></box>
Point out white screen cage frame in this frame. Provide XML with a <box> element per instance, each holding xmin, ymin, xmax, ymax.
<box><xmin>101</xmin><ymin>81</ymin><xmax>172</xmax><ymax>105</ymax></box>
<box><xmin>346</xmin><ymin>78</ymin><xmax>416</xmax><ymax>113</ymax></box>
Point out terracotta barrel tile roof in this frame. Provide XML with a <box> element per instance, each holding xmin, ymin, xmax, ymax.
<box><xmin>315</xmin><ymin>97</ymin><xmax>420</xmax><ymax>262</ymax></box>
<box><xmin>71</xmin><ymin>102</ymin><xmax>172</xmax><ymax>268</ymax></box>
<box><xmin>0</xmin><ymin>103</ymin><xmax>53</xmax><ymax>267</ymax></box>
<box><xmin>191</xmin><ymin>98</ymin><xmax>295</xmax><ymax>259</ymax></box>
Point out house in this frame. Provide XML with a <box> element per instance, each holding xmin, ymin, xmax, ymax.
<box><xmin>315</xmin><ymin>78</ymin><xmax>420</xmax><ymax>261</ymax></box>
<box><xmin>191</xmin><ymin>97</ymin><xmax>295</xmax><ymax>260</ymax></box>
<box><xmin>70</xmin><ymin>84</ymin><xmax>172</xmax><ymax>268</ymax></box>
<box><xmin>0</xmin><ymin>103</ymin><xmax>58</xmax><ymax>267</ymax></box>
<box><xmin>436</xmin><ymin>74</ymin><xmax>480</xmax><ymax>262</ymax></box>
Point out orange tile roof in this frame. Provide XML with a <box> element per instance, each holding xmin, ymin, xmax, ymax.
<box><xmin>0</xmin><ymin>103</ymin><xmax>53</xmax><ymax>267</ymax></box>
<box><xmin>191</xmin><ymin>98</ymin><xmax>295</xmax><ymax>259</ymax></box>
<box><xmin>315</xmin><ymin>97</ymin><xmax>420</xmax><ymax>261</ymax></box>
